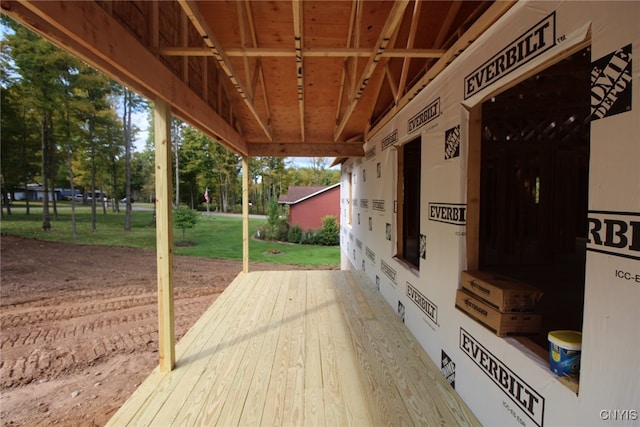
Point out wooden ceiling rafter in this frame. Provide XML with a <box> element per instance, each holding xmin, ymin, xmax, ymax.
<box><xmin>337</xmin><ymin>60</ymin><xmax>352</xmax><ymax>125</ymax></box>
<box><xmin>242</xmin><ymin>0</ymin><xmax>272</xmax><ymax>134</ymax></box>
<box><xmin>250</xmin><ymin>59</ymin><xmax>261</xmax><ymax>103</ymax></box>
<box><xmin>435</xmin><ymin>1</ymin><xmax>463</xmax><ymax>48</ymax></box>
<box><xmin>366</xmin><ymin>0</ymin><xmax>515</xmax><ymax>140</ymax></box>
<box><xmin>177</xmin><ymin>0</ymin><xmax>273</xmax><ymax>142</ymax></box>
<box><xmin>396</xmin><ymin>0</ymin><xmax>422</xmax><ymax>103</ymax></box>
<box><xmin>159</xmin><ymin>46</ymin><xmax>446</xmax><ymax>58</ymax></box>
<box><xmin>202</xmin><ymin>54</ymin><xmax>208</xmax><ymax>103</ymax></box>
<box><xmin>409</xmin><ymin>1</ymin><xmax>462</xmax><ymax>85</ymax></box>
<box><xmin>350</xmin><ymin>0</ymin><xmax>362</xmax><ymax>113</ymax></box>
<box><xmin>385</xmin><ymin>63</ymin><xmax>398</xmax><ymax>102</ymax></box>
<box><xmin>236</xmin><ymin>0</ymin><xmax>253</xmax><ymax>103</ymax></box>
<box><xmin>334</xmin><ymin>0</ymin><xmax>410</xmax><ymax>142</ymax></box>
<box><xmin>374</xmin><ymin>1</ymin><xmax>458</xmax><ymax>125</ymax></box>
<box><xmin>150</xmin><ymin>2</ymin><xmax>159</xmax><ymax>53</ymax></box>
<box><xmin>181</xmin><ymin>11</ymin><xmax>189</xmax><ymax>85</ymax></box>
<box><xmin>335</xmin><ymin>0</ymin><xmax>359</xmax><ymax>131</ymax></box>
<box><xmin>440</xmin><ymin>1</ymin><xmax>490</xmax><ymax>51</ymax></box>
<box><xmin>248</xmin><ymin>142</ymin><xmax>364</xmax><ymax>157</ymax></box>
<box><xmin>292</xmin><ymin>0</ymin><xmax>305</xmax><ymax>140</ymax></box>
<box><xmin>367</xmin><ymin>19</ymin><xmax>404</xmax><ymax>132</ymax></box>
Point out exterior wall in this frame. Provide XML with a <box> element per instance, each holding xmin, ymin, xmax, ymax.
<box><xmin>290</xmin><ymin>185</ymin><xmax>340</xmax><ymax>231</ymax></box>
<box><xmin>340</xmin><ymin>2</ymin><xmax>639</xmax><ymax>426</ymax></box>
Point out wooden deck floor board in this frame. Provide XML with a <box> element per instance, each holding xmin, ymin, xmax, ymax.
<box><xmin>303</xmin><ymin>271</ymin><xmax>324</xmax><ymax>426</ymax></box>
<box><xmin>214</xmin><ymin>271</ymin><xmax>290</xmax><ymax>427</ymax></box>
<box><xmin>106</xmin><ymin>270</ymin><xmax>481</xmax><ymax>427</ymax></box>
<box><xmin>322</xmin><ymin>272</ymin><xmax>376</xmax><ymax>426</ymax></box>
<box><xmin>259</xmin><ymin>271</ymin><xmax>301</xmax><ymax>427</ymax></box>
<box><xmin>350</xmin><ymin>271</ymin><xmax>479</xmax><ymax>425</ymax></box>
<box><xmin>149</xmin><ymin>271</ymin><xmax>267</xmax><ymax>426</ymax></box>
<box><xmin>282</xmin><ymin>271</ymin><xmax>307</xmax><ymax>426</ymax></box>
<box><xmin>237</xmin><ymin>271</ymin><xmax>292</xmax><ymax>426</ymax></box>
<box><xmin>106</xmin><ymin>272</ymin><xmax>262</xmax><ymax>427</ymax></box>
<box><xmin>177</xmin><ymin>271</ymin><xmax>283</xmax><ymax>426</ymax></box>
<box><xmin>313</xmin><ymin>274</ymin><xmax>349</xmax><ymax>425</ymax></box>
<box><xmin>333</xmin><ymin>271</ymin><xmax>410</xmax><ymax>426</ymax></box>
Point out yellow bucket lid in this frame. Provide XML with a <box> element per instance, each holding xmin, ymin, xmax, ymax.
<box><xmin>548</xmin><ymin>330</ymin><xmax>582</xmax><ymax>350</ymax></box>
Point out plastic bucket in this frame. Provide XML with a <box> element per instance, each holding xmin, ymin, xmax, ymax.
<box><xmin>548</xmin><ymin>330</ymin><xmax>582</xmax><ymax>376</ymax></box>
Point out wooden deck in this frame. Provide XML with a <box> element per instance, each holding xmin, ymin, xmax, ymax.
<box><xmin>106</xmin><ymin>270</ymin><xmax>480</xmax><ymax>426</ymax></box>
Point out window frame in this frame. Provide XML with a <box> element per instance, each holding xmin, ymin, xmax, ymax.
<box><xmin>464</xmin><ymin>46</ymin><xmax>591</xmax><ymax>375</ymax></box>
<box><xmin>346</xmin><ymin>171</ymin><xmax>353</xmax><ymax>226</ymax></box>
<box><xmin>395</xmin><ymin>136</ymin><xmax>422</xmax><ymax>270</ymax></box>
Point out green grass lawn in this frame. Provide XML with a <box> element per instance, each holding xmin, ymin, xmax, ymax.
<box><xmin>0</xmin><ymin>202</ymin><xmax>340</xmax><ymax>267</ymax></box>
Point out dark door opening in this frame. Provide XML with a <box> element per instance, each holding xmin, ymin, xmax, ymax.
<box><xmin>399</xmin><ymin>137</ymin><xmax>421</xmax><ymax>268</ymax></box>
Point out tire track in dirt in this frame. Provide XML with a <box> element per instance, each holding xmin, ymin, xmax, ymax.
<box><xmin>0</xmin><ymin>235</ymin><xmax>326</xmax><ymax>426</ymax></box>
<box><xmin>0</xmin><ymin>292</ymin><xmax>217</xmax><ymax>388</ymax></box>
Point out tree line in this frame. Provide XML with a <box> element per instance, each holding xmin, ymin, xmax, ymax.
<box><xmin>1</xmin><ymin>16</ymin><xmax>148</xmax><ymax>236</ymax></box>
<box><xmin>1</xmin><ymin>17</ymin><xmax>339</xmax><ymax>232</ymax></box>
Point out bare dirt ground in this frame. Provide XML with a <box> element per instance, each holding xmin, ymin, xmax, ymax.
<box><xmin>0</xmin><ymin>235</ymin><xmax>320</xmax><ymax>426</ymax></box>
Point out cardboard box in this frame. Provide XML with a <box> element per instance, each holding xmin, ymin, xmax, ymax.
<box><xmin>461</xmin><ymin>270</ymin><xmax>543</xmax><ymax>312</ymax></box>
<box><xmin>455</xmin><ymin>289</ymin><xmax>541</xmax><ymax>337</ymax></box>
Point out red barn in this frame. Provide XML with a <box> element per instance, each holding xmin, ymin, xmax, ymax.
<box><xmin>278</xmin><ymin>184</ymin><xmax>340</xmax><ymax>231</ymax></box>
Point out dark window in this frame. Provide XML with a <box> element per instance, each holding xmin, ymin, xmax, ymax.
<box><xmin>479</xmin><ymin>47</ymin><xmax>591</xmax><ymax>349</ymax></box>
<box><xmin>397</xmin><ymin>137</ymin><xmax>421</xmax><ymax>268</ymax></box>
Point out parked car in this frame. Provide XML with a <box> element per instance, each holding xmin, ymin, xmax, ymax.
<box><xmin>120</xmin><ymin>197</ymin><xmax>134</xmax><ymax>203</ymax></box>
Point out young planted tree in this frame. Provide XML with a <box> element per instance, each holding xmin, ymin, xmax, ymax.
<box><xmin>173</xmin><ymin>205</ymin><xmax>199</xmax><ymax>243</ymax></box>
<box><xmin>265</xmin><ymin>197</ymin><xmax>288</xmax><ymax>241</ymax></box>
<box><xmin>320</xmin><ymin>215</ymin><xmax>340</xmax><ymax>246</ymax></box>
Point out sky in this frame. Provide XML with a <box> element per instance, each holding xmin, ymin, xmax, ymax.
<box><xmin>131</xmin><ymin>110</ymin><xmax>150</xmax><ymax>151</ymax></box>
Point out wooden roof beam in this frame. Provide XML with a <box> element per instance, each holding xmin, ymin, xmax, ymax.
<box><xmin>248</xmin><ymin>142</ymin><xmax>364</xmax><ymax>158</ymax></box>
<box><xmin>159</xmin><ymin>47</ymin><xmax>446</xmax><ymax>59</ymax></box>
<box><xmin>292</xmin><ymin>0</ymin><xmax>305</xmax><ymax>140</ymax></box>
<box><xmin>366</xmin><ymin>1</ymin><xmax>516</xmax><ymax>140</ymax></box>
<box><xmin>412</xmin><ymin>1</ymin><xmax>462</xmax><ymax>80</ymax></box>
<box><xmin>435</xmin><ymin>1</ymin><xmax>463</xmax><ymax>48</ymax></box>
<box><xmin>1</xmin><ymin>0</ymin><xmax>248</xmax><ymax>156</ymax></box>
<box><xmin>178</xmin><ymin>0</ymin><xmax>273</xmax><ymax>141</ymax></box>
<box><xmin>349</xmin><ymin>0</ymin><xmax>363</xmax><ymax>113</ymax></box>
<box><xmin>385</xmin><ymin>63</ymin><xmax>398</xmax><ymax>102</ymax></box>
<box><xmin>396</xmin><ymin>0</ymin><xmax>422</xmax><ymax>103</ymax></box>
<box><xmin>334</xmin><ymin>0</ymin><xmax>410</xmax><ymax>142</ymax></box>
<box><xmin>243</xmin><ymin>0</ymin><xmax>273</xmax><ymax>136</ymax></box>
<box><xmin>336</xmin><ymin>0</ymin><xmax>360</xmax><ymax>129</ymax></box>
<box><xmin>366</xmin><ymin>21</ymin><xmax>403</xmax><ymax>130</ymax></box>
<box><xmin>236</xmin><ymin>0</ymin><xmax>254</xmax><ymax>102</ymax></box>
<box><xmin>181</xmin><ymin>12</ymin><xmax>189</xmax><ymax>85</ymax></box>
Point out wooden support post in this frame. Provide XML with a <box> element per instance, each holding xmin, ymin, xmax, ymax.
<box><xmin>154</xmin><ymin>98</ymin><xmax>175</xmax><ymax>372</ymax></box>
<box><xmin>242</xmin><ymin>156</ymin><xmax>249</xmax><ymax>273</ymax></box>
